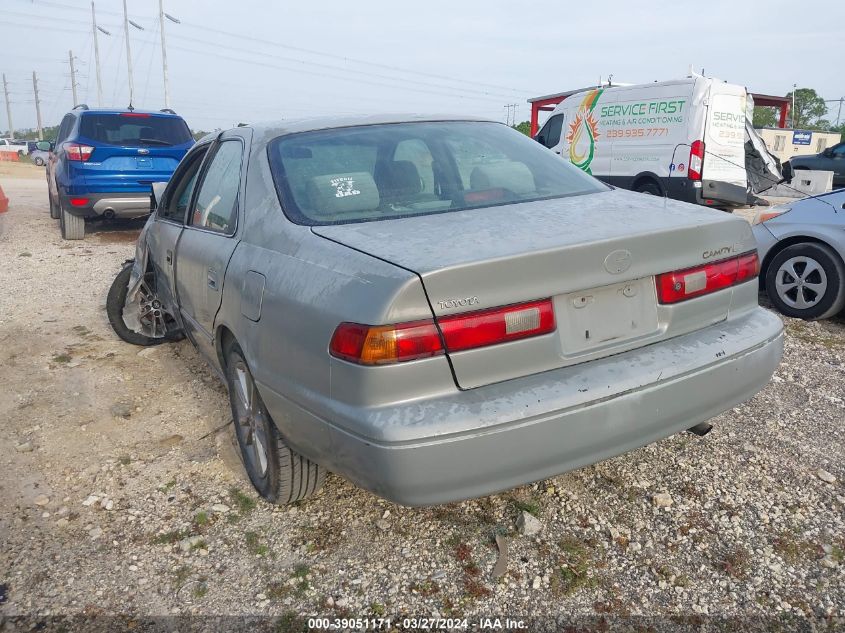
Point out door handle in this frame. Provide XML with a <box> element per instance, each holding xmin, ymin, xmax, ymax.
<box><xmin>166</xmin><ymin>250</ymin><xmax>173</xmax><ymax>264</ymax></box>
<box><xmin>207</xmin><ymin>268</ymin><xmax>218</xmax><ymax>290</ymax></box>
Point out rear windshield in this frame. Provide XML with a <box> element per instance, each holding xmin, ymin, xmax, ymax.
<box><xmin>79</xmin><ymin>113</ymin><xmax>192</xmax><ymax>147</ymax></box>
<box><xmin>267</xmin><ymin>121</ymin><xmax>608</xmax><ymax>225</ymax></box>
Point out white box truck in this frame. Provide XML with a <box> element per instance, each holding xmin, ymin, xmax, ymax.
<box><xmin>535</xmin><ymin>74</ymin><xmax>764</xmax><ymax>207</ymax></box>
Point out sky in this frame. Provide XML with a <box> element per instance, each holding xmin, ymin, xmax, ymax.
<box><xmin>2</xmin><ymin>0</ymin><xmax>844</xmax><ymax>135</ymax></box>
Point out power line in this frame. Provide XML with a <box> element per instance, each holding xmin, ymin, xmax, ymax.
<box><xmin>168</xmin><ymin>41</ymin><xmax>507</xmax><ymax>105</ymax></box>
<box><xmin>7</xmin><ymin>0</ymin><xmax>536</xmax><ymax>96</ymax></box>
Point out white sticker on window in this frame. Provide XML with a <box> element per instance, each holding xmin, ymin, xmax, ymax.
<box><xmin>331</xmin><ymin>177</ymin><xmax>361</xmax><ymax>198</ymax></box>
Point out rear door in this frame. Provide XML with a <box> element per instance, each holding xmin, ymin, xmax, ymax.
<box><xmin>174</xmin><ymin>130</ymin><xmax>249</xmax><ymax>360</ymax></box>
<box><xmin>702</xmin><ymin>84</ymin><xmax>748</xmax><ymax>203</ymax></box>
<box><xmin>76</xmin><ymin>112</ymin><xmax>193</xmax><ymax>193</ymax></box>
<box><xmin>48</xmin><ymin>113</ymin><xmax>76</xmax><ymax>201</ymax></box>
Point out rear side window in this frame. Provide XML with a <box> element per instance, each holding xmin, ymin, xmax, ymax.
<box><xmin>79</xmin><ymin>113</ymin><xmax>191</xmax><ymax>147</ymax></box>
<box><xmin>56</xmin><ymin>114</ymin><xmax>76</xmax><ymax>144</ymax></box>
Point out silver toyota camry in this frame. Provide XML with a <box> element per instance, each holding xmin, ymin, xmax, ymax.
<box><xmin>107</xmin><ymin>115</ymin><xmax>784</xmax><ymax>506</ymax></box>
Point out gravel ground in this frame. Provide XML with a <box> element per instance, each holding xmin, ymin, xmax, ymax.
<box><xmin>1</xmin><ymin>165</ymin><xmax>844</xmax><ymax>630</ymax></box>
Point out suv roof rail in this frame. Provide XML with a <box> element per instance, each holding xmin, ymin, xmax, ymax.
<box><xmin>72</xmin><ymin>103</ymin><xmax>89</xmax><ymax>111</ymax></box>
<box><xmin>160</xmin><ymin>108</ymin><xmax>177</xmax><ymax>114</ymax></box>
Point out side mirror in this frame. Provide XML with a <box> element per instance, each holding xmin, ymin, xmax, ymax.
<box><xmin>150</xmin><ymin>182</ymin><xmax>168</xmax><ymax>210</ymax></box>
<box><xmin>535</xmin><ymin>134</ymin><xmax>546</xmax><ymax>146</ymax></box>
<box><xmin>35</xmin><ymin>140</ymin><xmax>51</xmax><ymax>151</ymax></box>
<box><xmin>822</xmin><ymin>148</ymin><xmax>834</xmax><ymax>157</ymax></box>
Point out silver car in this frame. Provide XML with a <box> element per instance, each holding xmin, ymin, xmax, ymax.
<box><xmin>753</xmin><ymin>189</ymin><xmax>845</xmax><ymax>320</ymax></box>
<box><xmin>107</xmin><ymin>115</ymin><xmax>783</xmax><ymax>506</ymax></box>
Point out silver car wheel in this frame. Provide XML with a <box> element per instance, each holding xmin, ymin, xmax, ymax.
<box><xmin>133</xmin><ymin>275</ymin><xmax>169</xmax><ymax>338</ymax></box>
<box><xmin>233</xmin><ymin>361</ymin><xmax>269</xmax><ymax>477</ymax></box>
<box><xmin>774</xmin><ymin>256</ymin><xmax>828</xmax><ymax>310</ymax></box>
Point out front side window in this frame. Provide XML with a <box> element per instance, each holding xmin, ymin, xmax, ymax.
<box><xmin>537</xmin><ymin>114</ymin><xmax>564</xmax><ymax>149</ymax></box>
<box><xmin>159</xmin><ymin>146</ymin><xmax>209</xmax><ymax>223</ymax></box>
<box><xmin>268</xmin><ymin>121</ymin><xmax>606</xmax><ymax>225</ymax></box>
<box><xmin>832</xmin><ymin>143</ymin><xmax>845</xmax><ymax>157</ymax></box>
<box><xmin>189</xmin><ymin>140</ymin><xmax>242</xmax><ymax>234</ymax></box>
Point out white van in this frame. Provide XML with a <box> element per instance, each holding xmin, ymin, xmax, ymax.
<box><xmin>534</xmin><ymin>75</ymin><xmax>753</xmax><ymax>207</ymax></box>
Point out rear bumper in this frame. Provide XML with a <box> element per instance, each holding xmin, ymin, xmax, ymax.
<box><xmin>665</xmin><ymin>178</ymin><xmax>747</xmax><ymax>207</ymax></box>
<box><xmin>260</xmin><ymin>307</ymin><xmax>783</xmax><ymax>506</ymax></box>
<box><xmin>61</xmin><ymin>193</ymin><xmax>152</xmax><ymax>219</ymax></box>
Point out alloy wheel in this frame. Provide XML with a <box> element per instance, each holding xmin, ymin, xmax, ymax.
<box><xmin>774</xmin><ymin>256</ymin><xmax>828</xmax><ymax>310</ymax></box>
<box><xmin>135</xmin><ymin>275</ymin><xmax>169</xmax><ymax>338</ymax></box>
<box><xmin>232</xmin><ymin>361</ymin><xmax>269</xmax><ymax>477</ymax></box>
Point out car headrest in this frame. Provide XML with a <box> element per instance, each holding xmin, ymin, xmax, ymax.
<box><xmin>378</xmin><ymin>160</ymin><xmax>422</xmax><ymax>198</ymax></box>
<box><xmin>306</xmin><ymin>172</ymin><xmax>380</xmax><ymax>216</ymax></box>
<box><xmin>470</xmin><ymin>161</ymin><xmax>536</xmax><ymax>195</ymax></box>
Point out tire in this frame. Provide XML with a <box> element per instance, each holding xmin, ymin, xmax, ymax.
<box><xmin>106</xmin><ymin>265</ymin><xmax>165</xmax><ymax>346</ymax></box>
<box><xmin>634</xmin><ymin>180</ymin><xmax>662</xmax><ymax>196</ymax></box>
<box><xmin>48</xmin><ymin>193</ymin><xmax>60</xmax><ymax>219</ymax></box>
<box><xmin>224</xmin><ymin>341</ymin><xmax>326</xmax><ymax>504</ymax></box>
<box><xmin>765</xmin><ymin>242</ymin><xmax>845</xmax><ymax>320</ymax></box>
<box><xmin>60</xmin><ymin>203</ymin><xmax>85</xmax><ymax>240</ymax></box>
<box><xmin>34</xmin><ymin>157</ymin><xmax>45</xmax><ymax>166</ymax></box>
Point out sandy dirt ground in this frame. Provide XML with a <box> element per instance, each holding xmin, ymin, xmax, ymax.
<box><xmin>1</xmin><ymin>164</ymin><xmax>843</xmax><ymax>630</ymax></box>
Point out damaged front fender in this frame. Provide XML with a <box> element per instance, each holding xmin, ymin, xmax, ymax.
<box><xmin>121</xmin><ymin>215</ymin><xmax>178</xmax><ymax>339</ymax></box>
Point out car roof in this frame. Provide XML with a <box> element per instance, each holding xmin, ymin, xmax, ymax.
<box><xmin>74</xmin><ymin>108</ymin><xmax>184</xmax><ymax>118</ymax></box>
<box><xmin>243</xmin><ymin>113</ymin><xmax>499</xmax><ymax>138</ymax></box>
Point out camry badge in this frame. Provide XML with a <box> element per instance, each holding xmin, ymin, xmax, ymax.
<box><xmin>138</xmin><ymin>148</ymin><xmax>150</xmax><ymax>155</ymax></box>
<box><xmin>604</xmin><ymin>249</ymin><xmax>632</xmax><ymax>274</ymax></box>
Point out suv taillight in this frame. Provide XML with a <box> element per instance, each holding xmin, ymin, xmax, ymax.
<box><xmin>64</xmin><ymin>142</ymin><xmax>94</xmax><ymax>161</ymax></box>
<box><xmin>688</xmin><ymin>140</ymin><xmax>704</xmax><ymax>181</ymax></box>
<box><xmin>656</xmin><ymin>252</ymin><xmax>759</xmax><ymax>304</ymax></box>
<box><xmin>329</xmin><ymin>299</ymin><xmax>556</xmax><ymax>365</ymax></box>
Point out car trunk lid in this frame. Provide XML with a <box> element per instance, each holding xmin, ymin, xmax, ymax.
<box><xmin>314</xmin><ymin>189</ymin><xmax>756</xmax><ymax>388</ymax></box>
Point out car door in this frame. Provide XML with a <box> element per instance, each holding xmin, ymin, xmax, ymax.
<box><xmin>174</xmin><ymin>131</ymin><xmax>248</xmax><ymax>361</ymax></box>
<box><xmin>48</xmin><ymin>114</ymin><xmax>76</xmax><ymax>203</ymax></box>
<box><xmin>145</xmin><ymin>142</ymin><xmax>212</xmax><ymax>312</ymax></box>
<box><xmin>827</xmin><ymin>143</ymin><xmax>845</xmax><ymax>187</ymax></box>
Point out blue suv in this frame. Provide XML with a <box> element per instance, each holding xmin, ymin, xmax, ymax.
<box><xmin>41</xmin><ymin>105</ymin><xmax>194</xmax><ymax>239</ymax></box>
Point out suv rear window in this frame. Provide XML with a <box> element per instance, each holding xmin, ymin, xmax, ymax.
<box><xmin>79</xmin><ymin>113</ymin><xmax>191</xmax><ymax>147</ymax></box>
<box><xmin>267</xmin><ymin>121</ymin><xmax>607</xmax><ymax>225</ymax></box>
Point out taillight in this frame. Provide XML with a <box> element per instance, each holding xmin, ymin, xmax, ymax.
<box><xmin>330</xmin><ymin>320</ymin><xmax>443</xmax><ymax>365</ymax></box>
<box><xmin>120</xmin><ymin>112</ymin><xmax>151</xmax><ymax>118</ymax></box>
<box><xmin>69</xmin><ymin>197</ymin><xmax>89</xmax><ymax>207</ymax></box>
<box><xmin>64</xmin><ymin>142</ymin><xmax>94</xmax><ymax>161</ymax></box>
<box><xmin>688</xmin><ymin>140</ymin><xmax>704</xmax><ymax>181</ymax></box>
<box><xmin>329</xmin><ymin>298</ymin><xmax>556</xmax><ymax>365</ymax></box>
<box><xmin>438</xmin><ymin>299</ymin><xmax>555</xmax><ymax>352</ymax></box>
<box><xmin>656</xmin><ymin>252</ymin><xmax>759</xmax><ymax>304</ymax></box>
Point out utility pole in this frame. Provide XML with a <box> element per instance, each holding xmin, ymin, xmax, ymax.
<box><xmin>159</xmin><ymin>5</ymin><xmax>180</xmax><ymax>109</ymax></box>
<box><xmin>503</xmin><ymin>104</ymin><xmax>510</xmax><ymax>126</ymax></box>
<box><xmin>122</xmin><ymin>0</ymin><xmax>135</xmax><ymax>107</ymax></box>
<box><xmin>32</xmin><ymin>72</ymin><xmax>43</xmax><ymax>140</ymax></box>
<box><xmin>792</xmin><ymin>84</ymin><xmax>797</xmax><ymax>129</ymax></box>
<box><xmin>69</xmin><ymin>50</ymin><xmax>79</xmax><ymax>106</ymax></box>
<box><xmin>91</xmin><ymin>1</ymin><xmax>106</xmax><ymax>106</ymax></box>
<box><xmin>503</xmin><ymin>103</ymin><xmax>518</xmax><ymax>126</ymax></box>
<box><xmin>2</xmin><ymin>74</ymin><xmax>13</xmax><ymax>139</ymax></box>
<box><xmin>836</xmin><ymin>97</ymin><xmax>843</xmax><ymax>128</ymax></box>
